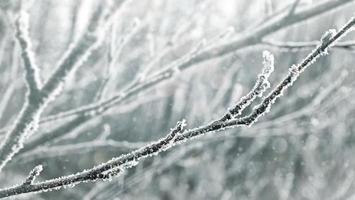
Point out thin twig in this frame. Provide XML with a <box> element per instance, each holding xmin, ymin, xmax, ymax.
<box><xmin>262</xmin><ymin>40</ymin><xmax>355</xmax><ymax>51</ymax></box>
<box><xmin>23</xmin><ymin>165</ymin><xmax>43</xmax><ymax>185</ymax></box>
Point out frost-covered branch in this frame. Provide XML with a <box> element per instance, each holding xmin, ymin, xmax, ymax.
<box><xmin>1</xmin><ymin>15</ymin><xmax>354</xmax><ymax>198</ymax></box>
<box><xmin>38</xmin><ymin>37</ymin><xmax>209</xmax><ymax>125</ymax></box>
<box><xmin>15</xmin><ymin>11</ymin><xmax>42</xmax><ymax>95</ymax></box>
<box><xmin>40</xmin><ymin>4</ymin><xmax>109</xmax><ymax>100</ymax></box>
<box><xmin>262</xmin><ymin>40</ymin><xmax>355</xmax><ymax>51</ymax></box>
<box><xmin>18</xmin><ymin>0</ymin><xmax>353</xmax><ymax>153</ymax></box>
<box><xmin>38</xmin><ymin>0</ymin><xmax>354</xmax><ymax>125</ymax></box>
<box><xmin>222</xmin><ymin>19</ymin><xmax>355</xmax><ymax>128</ymax></box>
<box><xmin>0</xmin><ymin>120</ymin><xmax>187</xmax><ymax>198</ymax></box>
<box><xmin>14</xmin><ymin>140</ymin><xmax>145</xmax><ymax>163</ymax></box>
<box><xmin>216</xmin><ymin>50</ymin><xmax>274</xmax><ymax>123</ymax></box>
<box><xmin>0</xmin><ymin>1</ymin><xmax>128</xmax><ymax>172</ymax></box>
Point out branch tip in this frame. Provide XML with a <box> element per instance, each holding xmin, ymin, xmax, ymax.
<box><xmin>23</xmin><ymin>165</ymin><xmax>43</xmax><ymax>185</ymax></box>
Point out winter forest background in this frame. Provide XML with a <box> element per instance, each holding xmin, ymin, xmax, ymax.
<box><xmin>0</xmin><ymin>0</ymin><xmax>355</xmax><ymax>199</ymax></box>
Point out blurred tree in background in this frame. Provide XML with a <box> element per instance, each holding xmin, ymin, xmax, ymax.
<box><xmin>0</xmin><ymin>0</ymin><xmax>355</xmax><ymax>199</ymax></box>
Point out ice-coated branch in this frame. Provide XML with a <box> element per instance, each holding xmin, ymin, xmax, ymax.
<box><xmin>15</xmin><ymin>11</ymin><xmax>41</xmax><ymax>95</ymax></box>
<box><xmin>1</xmin><ymin>16</ymin><xmax>354</xmax><ymax>198</ymax></box>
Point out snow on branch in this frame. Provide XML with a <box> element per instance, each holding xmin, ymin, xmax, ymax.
<box><xmin>15</xmin><ymin>11</ymin><xmax>42</xmax><ymax>95</ymax></box>
<box><xmin>1</xmin><ymin>15</ymin><xmax>354</xmax><ymax>198</ymax></box>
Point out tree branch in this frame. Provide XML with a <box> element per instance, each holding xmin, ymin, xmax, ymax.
<box><xmin>23</xmin><ymin>165</ymin><xmax>43</xmax><ymax>185</ymax></box>
<box><xmin>0</xmin><ymin>1</ymin><xmax>128</xmax><ymax>172</ymax></box>
<box><xmin>262</xmin><ymin>40</ymin><xmax>355</xmax><ymax>51</ymax></box>
<box><xmin>39</xmin><ymin>0</ymin><xmax>355</xmax><ymax>124</ymax></box>
<box><xmin>15</xmin><ymin>11</ymin><xmax>41</xmax><ymax>95</ymax></box>
<box><xmin>1</xmin><ymin>15</ymin><xmax>353</xmax><ymax>197</ymax></box>
<box><xmin>17</xmin><ymin>0</ymin><xmax>354</xmax><ymax>156</ymax></box>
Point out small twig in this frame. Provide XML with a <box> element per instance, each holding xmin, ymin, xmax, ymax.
<box><xmin>23</xmin><ymin>165</ymin><xmax>43</xmax><ymax>185</ymax></box>
<box><xmin>216</xmin><ymin>50</ymin><xmax>274</xmax><ymax>123</ymax></box>
<box><xmin>13</xmin><ymin>139</ymin><xmax>145</xmax><ymax>163</ymax></box>
<box><xmin>262</xmin><ymin>40</ymin><xmax>355</xmax><ymax>51</ymax></box>
<box><xmin>250</xmin><ymin>0</ymin><xmax>301</xmax><ymax>31</ymax></box>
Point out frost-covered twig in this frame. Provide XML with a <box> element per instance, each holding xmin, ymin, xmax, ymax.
<box><xmin>262</xmin><ymin>40</ymin><xmax>355</xmax><ymax>51</ymax></box>
<box><xmin>216</xmin><ymin>50</ymin><xmax>274</xmax><ymax>123</ymax></box>
<box><xmin>23</xmin><ymin>165</ymin><xmax>43</xmax><ymax>185</ymax></box>
<box><xmin>38</xmin><ymin>36</ymin><xmax>210</xmax><ymax>124</ymax></box>
<box><xmin>15</xmin><ymin>11</ymin><xmax>42</xmax><ymax>94</ymax></box>
<box><xmin>221</xmin><ymin>19</ymin><xmax>355</xmax><ymax>128</ymax></box>
<box><xmin>14</xmin><ymin>140</ymin><xmax>146</xmax><ymax>163</ymax></box>
<box><xmin>250</xmin><ymin>0</ymin><xmax>301</xmax><ymax>31</ymax></box>
<box><xmin>1</xmin><ymin>16</ymin><xmax>354</xmax><ymax>198</ymax></box>
<box><xmin>94</xmin><ymin>18</ymin><xmax>142</xmax><ymax>101</ymax></box>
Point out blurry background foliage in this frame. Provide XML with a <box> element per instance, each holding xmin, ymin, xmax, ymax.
<box><xmin>0</xmin><ymin>0</ymin><xmax>355</xmax><ymax>199</ymax></box>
